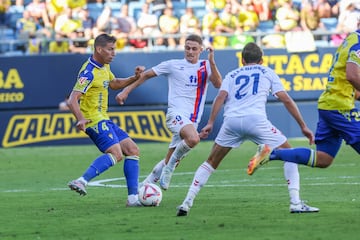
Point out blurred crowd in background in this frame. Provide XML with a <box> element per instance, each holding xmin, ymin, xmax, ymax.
<box><xmin>0</xmin><ymin>0</ymin><xmax>359</xmax><ymax>55</ymax></box>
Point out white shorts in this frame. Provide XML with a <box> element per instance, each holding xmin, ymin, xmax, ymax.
<box><xmin>166</xmin><ymin>110</ymin><xmax>199</xmax><ymax>148</ymax></box>
<box><xmin>215</xmin><ymin>115</ymin><xmax>287</xmax><ymax>149</ymax></box>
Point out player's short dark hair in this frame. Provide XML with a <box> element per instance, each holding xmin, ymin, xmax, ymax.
<box><xmin>94</xmin><ymin>33</ymin><xmax>116</xmax><ymax>48</ymax></box>
<box><xmin>185</xmin><ymin>34</ymin><xmax>203</xmax><ymax>45</ymax></box>
<box><xmin>242</xmin><ymin>42</ymin><xmax>263</xmax><ymax>64</ymax></box>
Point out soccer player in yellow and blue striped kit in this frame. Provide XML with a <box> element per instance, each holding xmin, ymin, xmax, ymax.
<box><xmin>248</xmin><ymin>19</ymin><xmax>360</xmax><ymax>179</ymax></box>
<box><xmin>67</xmin><ymin>33</ymin><xmax>145</xmax><ymax>206</ymax></box>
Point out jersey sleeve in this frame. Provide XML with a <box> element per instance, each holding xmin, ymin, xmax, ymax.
<box><xmin>220</xmin><ymin>72</ymin><xmax>231</xmax><ymax>93</ymax></box>
<box><xmin>348</xmin><ymin>36</ymin><xmax>360</xmax><ymax>66</ymax></box>
<box><xmin>267</xmin><ymin>67</ymin><xmax>285</xmax><ymax>96</ymax></box>
<box><xmin>152</xmin><ymin>60</ymin><xmax>172</xmax><ymax>76</ymax></box>
<box><xmin>73</xmin><ymin>70</ymin><xmax>94</xmax><ymax>93</ymax></box>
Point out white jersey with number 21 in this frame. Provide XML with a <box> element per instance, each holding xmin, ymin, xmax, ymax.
<box><xmin>221</xmin><ymin>64</ymin><xmax>284</xmax><ymax>119</ymax></box>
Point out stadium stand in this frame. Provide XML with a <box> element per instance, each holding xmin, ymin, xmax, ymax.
<box><xmin>0</xmin><ymin>0</ymin><xmax>349</xmax><ymax>55</ymax></box>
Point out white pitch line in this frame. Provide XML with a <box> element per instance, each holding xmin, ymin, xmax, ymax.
<box><xmin>87</xmin><ymin>172</ymin><xmax>360</xmax><ymax>188</ymax></box>
<box><xmin>1</xmin><ymin>165</ymin><xmax>359</xmax><ymax>193</ymax></box>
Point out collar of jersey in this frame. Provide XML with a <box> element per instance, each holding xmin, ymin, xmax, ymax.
<box><xmin>89</xmin><ymin>56</ymin><xmax>104</xmax><ymax>68</ymax></box>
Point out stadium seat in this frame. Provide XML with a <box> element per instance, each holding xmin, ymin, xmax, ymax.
<box><xmin>186</xmin><ymin>1</ymin><xmax>206</xmax><ymax>22</ymax></box>
<box><xmin>257</xmin><ymin>20</ymin><xmax>275</xmax><ymax>33</ymax></box>
<box><xmin>105</xmin><ymin>1</ymin><xmax>122</xmax><ymax>13</ymax></box>
<box><xmin>128</xmin><ymin>1</ymin><xmax>144</xmax><ymax>21</ymax></box>
<box><xmin>194</xmin><ymin>8</ymin><xmax>207</xmax><ymax>22</ymax></box>
<box><xmin>292</xmin><ymin>0</ymin><xmax>302</xmax><ymax>10</ymax></box>
<box><xmin>172</xmin><ymin>1</ymin><xmax>186</xmax><ymax>19</ymax></box>
<box><xmin>0</xmin><ymin>27</ymin><xmax>16</xmax><ymax>53</ymax></box>
<box><xmin>23</xmin><ymin>0</ymin><xmax>32</xmax><ymax>6</ymax></box>
<box><xmin>321</xmin><ymin>17</ymin><xmax>338</xmax><ymax>31</ymax></box>
<box><xmin>87</xmin><ymin>2</ymin><xmax>104</xmax><ymax>20</ymax></box>
<box><xmin>7</xmin><ymin>11</ymin><xmax>23</xmax><ymax>30</ymax></box>
<box><xmin>186</xmin><ymin>0</ymin><xmax>206</xmax><ymax>9</ymax></box>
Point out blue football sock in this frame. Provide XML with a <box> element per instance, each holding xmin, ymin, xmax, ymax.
<box><xmin>82</xmin><ymin>153</ymin><xmax>116</xmax><ymax>182</ymax></box>
<box><xmin>269</xmin><ymin>148</ymin><xmax>316</xmax><ymax>167</ymax></box>
<box><xmin>124</xmin><ymin>156</ymin><xmax>139</xmax><ymax>196</ymax></box>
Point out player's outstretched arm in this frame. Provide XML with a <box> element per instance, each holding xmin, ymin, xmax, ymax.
<box><xmin>110</xmin><ymin>65</ymin><xmax>145</xmax><ymax>90</ymax></box>
<box><xmin>115</xmin><ymin>69</ymin><xmax>157</xmax><ymax>105</ymax></box>
<box><xmin>200</xmin><ymin>90</ymin><xmax>227</xmax><ymax>139</ymax></box>
<box><xmin>276</xmin><ymin>91</ymin><xmax>315</xmax><ymax>145</ymax></box>
<box><xmin>206</xmin><ymin>46</ymin><xmax>222</xmax><ymax>88</ymax></box>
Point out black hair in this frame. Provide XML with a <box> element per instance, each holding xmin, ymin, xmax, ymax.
<box><xmin>242</xmin><ymin>42</ymin><xmax>263</xmax><ymax>64</ymax></box>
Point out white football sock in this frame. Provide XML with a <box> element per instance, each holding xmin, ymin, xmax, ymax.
<box><xmin>183</xmin><ymin>161</ymin><xmax>214</xmax><ymax>207</ymax></box>
<box><xmin>284</xmin><ymin>162</ymin><xmax>300</xmax><ymax>204</ymax></box>
<box><xmin>168</xmin><ymin>140</ymin><xmax>191</xmax><ymax>170</ymax></box>
<box><xmin>143</xmin><ymin>159</ymin><xmax>165</xmax><ymax>184</ymax></box>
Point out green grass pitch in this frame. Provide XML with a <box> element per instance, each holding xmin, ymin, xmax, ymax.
<box><xmin>1</xmin><ymin>140</ymin><xmax>359</xmax><ymax>240</ymax></box>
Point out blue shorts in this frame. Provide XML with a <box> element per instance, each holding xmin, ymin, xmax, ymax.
<box><xmin>315</xmin><ymin>109</ymin><xmax>360</xmax><ymax>157</ymax></box>
<box><xmin>85</xmin><ymin>120</ymin><xmax>129</xmax><ymax>153</ymax></box>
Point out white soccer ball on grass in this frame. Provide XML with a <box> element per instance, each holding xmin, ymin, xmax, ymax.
<box><xmin>138</xmin><ymin>183</ymin><xmax>163</xmax><ymax>206</ymax></box>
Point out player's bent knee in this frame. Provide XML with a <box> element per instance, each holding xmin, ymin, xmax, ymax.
<box><xmin>315</xmin><ymin>151</ymin><xmax>334</xmax><ymax>168</ymax></box>
<box><xmin>127</xmin><ymin>146</ymin><xmax>140</xmax><ymax>157</ymax></box>
<box><xmin>186</xmin><ymin>135</ymin><xmax>201</xmax><ymax>148</ymax></box>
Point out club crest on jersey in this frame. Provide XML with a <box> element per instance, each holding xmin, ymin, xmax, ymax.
<box><xmin>172</xmin><ymin>115</ymin><xmax>183</xmax><ymax>126</ymax></box>
<box><xmin>78</xmin><ymin>77</ymin><xmax>89</xmax><ymax>85</ymax></box>
<box><xmin>189</xmin><ymin>75</ymin><xmax>197</xmax><ymax>83</ymax></box>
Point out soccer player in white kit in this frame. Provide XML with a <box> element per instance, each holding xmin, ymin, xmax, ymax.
<box><xmin>176</xmin><ymin>42</ymin><xmax>319</xmax><ymax>216</ymax></box>
<box><xmin>116</xmin><ymin>34</ymin><xmax>222</xmax><ymax>191</ymax></box>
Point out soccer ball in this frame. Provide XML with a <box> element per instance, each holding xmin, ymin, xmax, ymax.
<box><xmin>138</xmin><ymin>183</ymin><xmax>163</xmax><ymax>207</ymax></box>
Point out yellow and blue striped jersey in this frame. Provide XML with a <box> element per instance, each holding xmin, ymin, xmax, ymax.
<box><xmin>318</xmin><ymin>30</ymin><xmax>360</xmax><ymax>110</ymax></box>
<box><xmin>73</xmin><ymin>57</ymin><xmax>115</xmax><ymax>127</ymax></box>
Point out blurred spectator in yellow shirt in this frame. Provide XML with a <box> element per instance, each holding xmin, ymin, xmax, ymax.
<box><xmin>49</xmin><ymin>32</ymin><xmax>70</xmax><ymax>53</ymax></box>
<box><xmin>54</xmin><ymin>7</ymin><xmax>82</xmax><ymax>37</ymax></box>
<box><xmin>179</xmin><ymin>7</ymin><xmax>201</xmax><ymax>45</ymax></box>
<box><xmin>46</xmin><ymin>0</ymin><xmax>67</xmax><ymax>27</ymax></box>
<box><xmin>274</xmin><ymin>0</ymin><xmax>300</xmax><ymax>31</ymax></box>
<box><xmin>67</xmin><ymin>0</ymin><xmax>86</xmax><ymax>17</ymax></box>
<box><xmin>159</xmin><ymin>6</ymin><xmax>179</xmax><ymax>48</ymax></box>
<box><xmin>238</xmin><ymin>0</ymin><xmax>260</xmax><ymax>32</ymax></box>
<box><xmin>300</xmin><ymin>0</ymin><xmax>324</xmax><ymax>31</ymax></box>
<box><xmin>208</xmin><ymin>8</ymin><xmax>231</xmax><ymax>49</ymax></box>
<box><xmin>16</xmin><ymin>9</ymin><xmax>41</xmax><ymax>37</ymax></box>
<box><xmin>207</xmin><ymin>0</ymin><xmax>227</xmax><ymax>10</ymax></box>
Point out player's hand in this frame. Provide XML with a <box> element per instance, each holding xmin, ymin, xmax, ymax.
<box><xmin>199</xmin><ymin>123</ymin><xmax>213</xmax><ymax>139</ymax></box>
<box><xmin>206</xmin><ymin>46</ymin><xmax>215</xmax><ymax>63</ymax></box>
<box><xmin>116</xmin><ymin>90</ymin><xmax>128</xmax><ymax>105</ymax></box>
<box><xmin>301</xmin><ymin>126</ymin><xmax>315</xmax><ymax>145</ymax></box>
<box><xmin>134</xmin><ymin>66</ymin><xmax>145</xmax><ymax>79</ymax></box>
<box><xmin>76</xmin><ymin>119</ymin><xmax>91</xmax><ymax>132</ymax></box>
